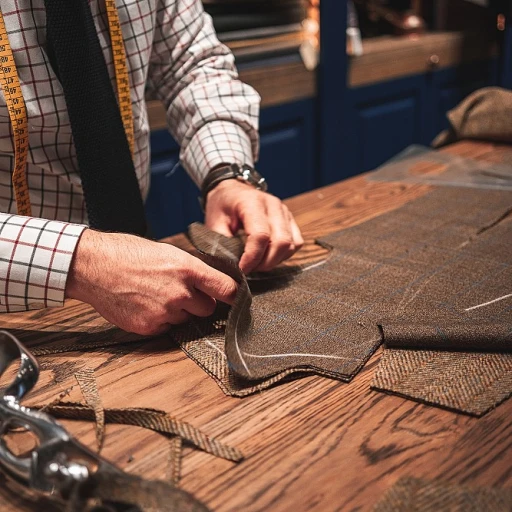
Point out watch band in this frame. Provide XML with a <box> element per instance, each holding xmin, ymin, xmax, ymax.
<box><xmin>199</xmin><ymin>163</ymin><xmax>268</xmax><ymax>211</ymax></box>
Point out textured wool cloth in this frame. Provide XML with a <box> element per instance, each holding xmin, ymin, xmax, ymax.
<box><xmin>176</xmin><ymin>187</ymin><xmax>512</xmax><ymax>402</ymax></box>
<box><xmin>373</xmin><ymin>477</ymin><xmax>512</xmax><ymax>512</ymax></box>
<box><xmin>433</xmin><ymin>87</ymin><xmax>512</xmax><ymax>148</ymax></box>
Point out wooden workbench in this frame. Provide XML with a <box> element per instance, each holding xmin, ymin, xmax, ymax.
<box><xmin>1</xmin><ymin>140</ymin><xmax>511</xmax><ymax>512</ymax></box>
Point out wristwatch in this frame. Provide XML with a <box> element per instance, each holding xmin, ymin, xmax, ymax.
<box><xmin>199</xmin><ymin>163</ymin><xmax>268</xmax><ymax>211</ymax></box>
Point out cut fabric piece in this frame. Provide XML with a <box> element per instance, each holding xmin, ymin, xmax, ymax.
<box><xmin>373</xmin><ymin>477</ymin><xmax>512</xmax><ymax>512</ymax></box>
<box><xmin>371</xmin><ymin>349</ymin><xmax>512</xmax><ymax>416</ymax></box>
<box><xmin>177</xmin><ymin>187</ymin><xmax>512</xmax><ymax>399</ymax></box>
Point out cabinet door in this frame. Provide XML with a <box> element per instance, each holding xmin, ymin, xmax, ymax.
<box><xmin>258</xmin><ymin>99</ymin><xmax>316</xmax><ymax>198</ymax></box>
<box><xmin>428</xmin><ymin>59</ymin><xmax>499</xmax><ymax>141</ymax></box>
<box><xmin>341</xmin><ymin>75</ymin><xmax>429</xmax><ymax>180</ymax></box>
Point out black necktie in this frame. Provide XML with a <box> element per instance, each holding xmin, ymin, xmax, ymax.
<box><xmin>44</xmin><ymin>0</ymin><xmax>147</xmax><ymax>235</ymax></box>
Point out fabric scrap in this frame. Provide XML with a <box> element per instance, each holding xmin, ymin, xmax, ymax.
<box><xmin>74</xmin><ymin>367</ymin><xmax>105</xmax><ymax>450</ymax></box>
<box><xmin>167</xmin><ymin>436</ymin><xmax>183</xmax><ymax>486</ymax></box>
<box><xmin>373</xmin><ymin>477</ymin><xmax>512</xmax><ymax>512</ymax></box>
<box><xmin>371</xmin><ymin>349</ymin><xmax>512</xmax><ymax>416</ymax></box>
<box><xmin>39</xmin><ymin>402</ymin><xmax>244</xmax><ymax>462</ymax></box>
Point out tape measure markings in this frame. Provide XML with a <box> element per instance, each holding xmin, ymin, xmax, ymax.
<box><xmin>0</xmin><ymin>2</ymin><xmax>135</xmax><ymax>216</ymax></box>
<box><xmin>0</xmin><ymin>10</ymin><xmax>31</xmax><ymax>216</ymax></box>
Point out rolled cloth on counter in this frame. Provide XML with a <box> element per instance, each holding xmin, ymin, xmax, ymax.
<box><xmin>174</xmin><ymin>186</ymin><xmax>512</xmax><ymax>408</ymax></box>
<box><xmin>433</xmin><ymin>87</ymin><xmax>512</xmax><ymax>147</ymax></box>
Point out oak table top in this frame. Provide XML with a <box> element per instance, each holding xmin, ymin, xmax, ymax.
<box><xmin>0</xmin><ymin>140</ymin><xmax>511</xmax><ymax>512</ymax></box>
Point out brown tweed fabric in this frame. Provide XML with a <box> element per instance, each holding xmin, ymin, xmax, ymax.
<box><xmin>39</xmin><ymin>401</ymin><xmax>243</xmax><ymax>462</ymax></box>
<box><xmin>177</xmin><ymin>187</ymin><xmax>512</xmax><ymax>400</ymax></box>
<box><xmin>373</xmin><ymin>477</ymin><xmax>512</xmax><ymax>512</ymax></box>
<box><xmin>381</xmin><ymin>323</ymin><xmax>511</xmax><ymax>351</ymax></box>
<box><xmin>74</xmin><ymin>367</ymin><xmax>105</xmax><ymax>450</ymax></box>
<box><xmin>433</xmin><ymin>87</ymin><xmax>512</xmax><ymax>147</ymax></box>
<box><xmin>372</xmin><ymin>349</ymin><xmax>512</xmax><ymax>416</ymax></box>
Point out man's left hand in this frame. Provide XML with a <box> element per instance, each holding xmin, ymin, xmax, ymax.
<box><xmin>204</xmin><ymin>179</ymin><xmax>304</xmax><ymax>273</ymax></box>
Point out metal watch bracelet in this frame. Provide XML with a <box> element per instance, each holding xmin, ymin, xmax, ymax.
<box><xmin>199</xmin><ymin>163</ymin><xmax>268</xmax><ymax>211</ymax></box>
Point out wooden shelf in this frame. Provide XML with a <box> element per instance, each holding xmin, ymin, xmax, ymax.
<box><xmin>148</xmin><ymin>60</ymin><xmax>316</xmax><ymax>131</ymax></box>
<box><xmin>349</xmin><ymin>31</ymin><xmax>498</xmax><ymax>88</ymax></box>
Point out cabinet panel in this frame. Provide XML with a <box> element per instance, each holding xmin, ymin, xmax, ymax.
<box><xmin>358</xmin><ymin>96</ymin><xmax>418</xmax><ymax>171</ymax></box>
<box><xmin>341</xmin><ymin>75</ymin><xmax>428</xmax><ymax>179</ymax></box>
<box><xmin>258</xmin><ymin>99</ymin><xmax>316</xmax><ymax>198</ymax></box>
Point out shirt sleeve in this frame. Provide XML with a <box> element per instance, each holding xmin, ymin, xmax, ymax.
<box><xmin>0</xmin><ymin>214</ymin><xmax>86</xmax><ymax>312</ymax></box>
<box><xmin>146</xmin><ymin>0</ymin><xmax>261</xmax><ymax>187</ymax></box>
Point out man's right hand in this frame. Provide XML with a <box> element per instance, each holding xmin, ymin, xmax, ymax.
<box><xmin>66</xmin><ymin>229</ymin><xmax>238</xmax><ymax>335</ymax></box>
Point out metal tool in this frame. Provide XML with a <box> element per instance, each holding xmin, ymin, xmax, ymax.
<box><xmin>0</xmin><ymin>330</ymin><xmax>209</xmax><ymax>511</ymax></box>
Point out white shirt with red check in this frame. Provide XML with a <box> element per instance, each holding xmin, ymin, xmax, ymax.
<box><xmin>0</xmin><ymin>0</ymin><xmax>260</xmax><ymax>312</ymax></box>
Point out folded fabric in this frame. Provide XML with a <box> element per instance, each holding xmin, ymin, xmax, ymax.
<box><xmin>433</xmin><ymin>87</ymin><xmax>512</xmax><ymax>147</ymax></box>
<box><xmin>373</xmin><ymin>477</ymin><xmax>512</xmax><ymax>512</ymax></box>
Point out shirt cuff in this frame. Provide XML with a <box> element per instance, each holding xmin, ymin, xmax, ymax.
<box><xmin>180</xmin><ymin>120</ymin><xmax>257</xmax><ymax>187</ymax></box>
<box><xmin>0</xmin><ymin>215</ymin><xmax>87</xmax><ymax>312</ymax></box>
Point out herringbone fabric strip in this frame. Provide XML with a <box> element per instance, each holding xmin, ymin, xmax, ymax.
<box><xmin>373</xmin><ymin>477</ymin><xmax>512</xmax><ymax>512</ymax></box>
<box><xmin>167</xmin><ymin>436</ymin><xmax>183</xmax><ymax>485</ymax></box>
<box><xmin>74</xmin><ymin>368</ymin><xmax>105</xmax><ymax>449</ymax></box>
<box><xmin>371</xmin><ymin>349</ymin><xmax>512</xmax><ymax>416</ymax></box>
<box><xmin>39</xmin><ymin>402</ymin><xmax>243</xmax><ymax>462</ymax></box>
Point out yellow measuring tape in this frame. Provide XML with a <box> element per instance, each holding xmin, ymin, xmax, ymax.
<box><xmin>0</xmin><ymin>10</ymin><xmax>31</xmax><ymax>216</ymax></box>
<box><xmin>0</xmin><ymin>3</ymin><xmax>135</xmax><ymax>217</ymax></box>
<box><xmin>105</xmin><ymin>0</ymin><xmax>135</xmax><ymax>157</ymax></box>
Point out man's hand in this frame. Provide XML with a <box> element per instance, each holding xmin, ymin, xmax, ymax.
<box><xmin>204</xmin><ymin>179</ymin><xmax>304</xmax><ymax>273</ymax></box>
<box><xmin>66</xmin><ymin>230</ymin><xmax>238</xmax><ymax>335</ymax></box>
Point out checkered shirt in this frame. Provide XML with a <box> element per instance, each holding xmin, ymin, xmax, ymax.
<box><xmin>0</xmin><ymin>0</ymin><xmax>260</xmax><ymax>312</ymax></box>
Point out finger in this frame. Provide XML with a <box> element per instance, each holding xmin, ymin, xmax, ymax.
<box><xmin>183</xmin><ymin>289</ymin><xmax>217</xmax><ymax>317</ymax></box>
<box><xmin>191</xmin><ymin>261</ymin><xmax>238</xmax><ymax>305</ymax></box>
<box><xmin>205</xmin><ymin>213</ymin><xmax>234</xmax><ymax>238</ymax></box>
<box><xmin>288</xmin><ymin>210</ymin><xmax>304</xmax><ymax>249</ymax></box>
<box><xmin>238</xmin><ymin>198</ymin><xmax>271</xmax><ymax>273</ymax></box>
<box><xmin>254</xmin><ymin>200</ymin><xmax>295</xmax><ymax>272</ymax></box>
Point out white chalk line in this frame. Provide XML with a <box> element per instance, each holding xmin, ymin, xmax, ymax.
<box><xmin>241</xmin><ymin>351</ymin><xmax>352</xmax><ymax>361</ymax></box>
<box><xmin>465</xmin><ymin>293</ymin><xmax>512</xmax><ymax>312</ymax></box>
<box><xmin>233</xmin><ymin>292</ymin><xmax>251</xmax><ymax>375</ymax></box>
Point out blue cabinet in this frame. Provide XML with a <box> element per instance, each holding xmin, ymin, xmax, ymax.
<box><xmin>145</xmin><ymin>98</ymin><xmax>316</xmax><ymax>239</ymax></box>
<box><xmin>328</xmin><ymin>59</ymin><xmax>499</xmax><ymax>184</ymax></box>
<box><xmin>342</xmin><ymin>75</ymin><xmax>428</xmax><ymax>178</ymax></box>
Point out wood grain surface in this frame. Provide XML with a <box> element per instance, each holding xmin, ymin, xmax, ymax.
<box><xmin>0</xmin><ymin>141</ymin><xmax>510</xmax><ymax>512</ymax></box>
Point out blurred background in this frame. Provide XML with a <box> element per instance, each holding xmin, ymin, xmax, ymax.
<box><xmin>146</xmin><ymin>0</ymin><xmax>512</xmax><ymax>238</ymax></box>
